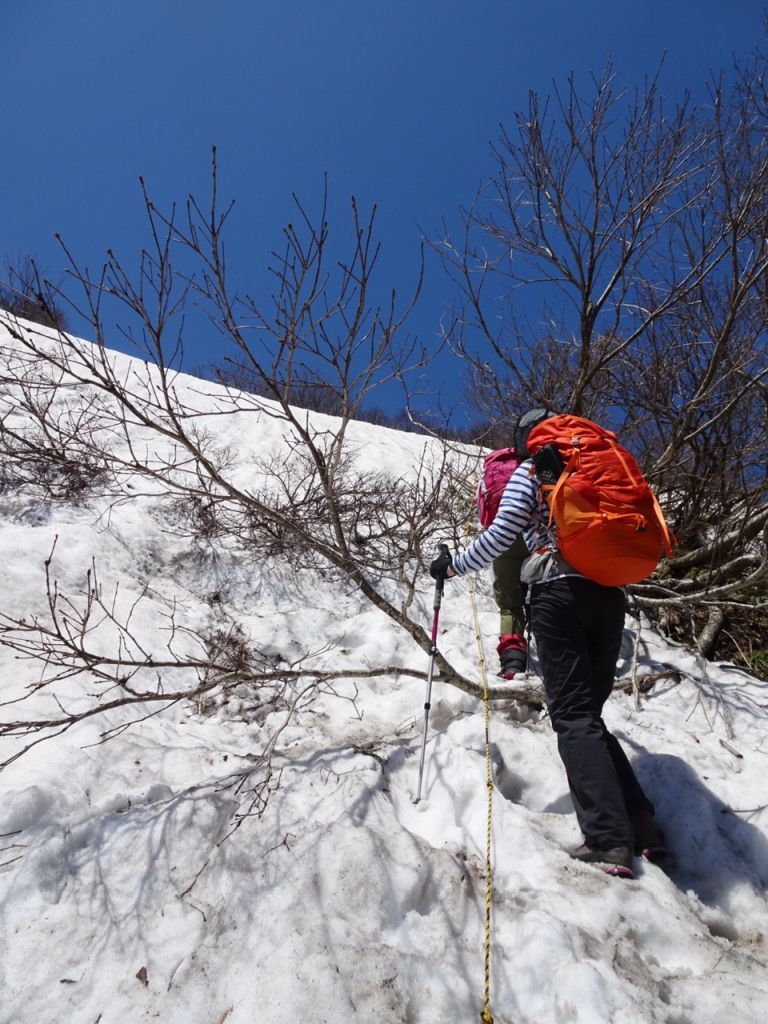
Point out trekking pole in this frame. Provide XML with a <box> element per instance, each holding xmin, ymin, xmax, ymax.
<box><xmin>414</xmin><ymin>544</ymin><xmax>449</xmax><ymax>804</ymax></box>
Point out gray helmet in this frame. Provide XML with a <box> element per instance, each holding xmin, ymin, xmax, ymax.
<box><xmin>514</xmin><ymin>407</ymin><xmax>556</xmax><ymax>457</ymax></box>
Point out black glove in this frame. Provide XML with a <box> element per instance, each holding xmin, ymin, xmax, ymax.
<box><xmin>429</xmin><ymin>545</ymin><xmax>453</xmax><ymax>580</ymax></box>
<box><xmin>531</xmin><ymin>442</ymin><xmax>565</xmax><ymax>484</ymax></box>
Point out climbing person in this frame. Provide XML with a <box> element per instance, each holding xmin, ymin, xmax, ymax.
<box><xmin>430</xmin><ymin>408</ymin><xmax>667</xmax><ymax>878</ymax></box>
<box><xmin>491</xmin><ymin>540</ymin><xmax>529</xmax><ymax>677</ymax></box>
<box><xmin>476</xmin><ymin>446</ymin><xmax>531</xmax><ymax>678</ymax></box>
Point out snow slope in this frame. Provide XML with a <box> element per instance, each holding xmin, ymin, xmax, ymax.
<box><xmin>0</xmin><ymin>319</ymin><xmax>767</xmax><ymax>1024</ymax></box>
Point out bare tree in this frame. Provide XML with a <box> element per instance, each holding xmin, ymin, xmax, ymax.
<box><xmin>0</xmin><ymin>155</ymin><xmax>545</xmax><ymax>775</ymax></box>
<box><xmin>436</xmin><ymin>59</ymin><xmax>768</xmax><ymax>670</ymax></box>
<box><xmin>0</xmin><ymin>256</ymin><xmax>67</xmax><ymax>330</ymax></box>
<box><xmin>0</xmin><ymin>347</ymin><xmax>111</xmax><ymax>499</ymax></box>
<box><xmin>0</xmin><ymin>539</ymin><xmax>386</xmax><ymax>826</ymax></box>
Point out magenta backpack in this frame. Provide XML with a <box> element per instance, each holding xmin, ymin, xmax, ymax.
<box><xmin>477</xmin><ymin>447</ymin><xmax>521</xmax><ymax>527</ymax></box>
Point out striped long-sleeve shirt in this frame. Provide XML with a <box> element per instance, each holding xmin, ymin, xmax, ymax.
<box><xmin>452</xmin><ymin>460</ymin><xmax>551</xmax><ymax>576</ymax></box>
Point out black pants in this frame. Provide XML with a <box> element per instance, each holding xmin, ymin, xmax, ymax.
<box><xmin>530</xmin><ymin>577</ymin><xmax>653</xmax><ymax>848</ymax></box>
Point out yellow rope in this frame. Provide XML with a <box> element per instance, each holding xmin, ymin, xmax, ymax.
<box><xmin>467</xmin><ymin>572</ymin><xmax>494</xmax><ymax>1024</ymax></box>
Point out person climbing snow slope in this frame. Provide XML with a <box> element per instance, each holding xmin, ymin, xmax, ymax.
<box><xmin>476</xmin><ymin>446</ymin><xmax>531</xmax><ymax>678</ymax></box>
<box><xmin>431</xmin><ymin>408</ymin><xmax>668</xmax><ymax>878</ymax></box>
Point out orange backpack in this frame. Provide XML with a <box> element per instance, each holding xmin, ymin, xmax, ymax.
<box><xmin>526</xmin><ymin>415</ymin><xmax>674</xmax><ymax>586</ymax></box>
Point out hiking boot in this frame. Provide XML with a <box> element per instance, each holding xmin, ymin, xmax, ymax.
<box><xmin>570</xmin><ymin>843</ymin><xmax>635</xmax><ymax>878</ymax></box>
<box><xmin>498</xmin><ymin>633</ymin><xmax>527</xmax><ymax>678</ymax></box>
<box><xmin>630</xmin><ymin>809</ymin><xmax>667</xmax><ymax>862</ymax></box>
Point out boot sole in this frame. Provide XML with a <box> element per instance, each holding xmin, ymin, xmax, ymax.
<box><xmin>601</xmin><ymin>864</ymin><xmax>635</xmax><ymax>879</ymax></box>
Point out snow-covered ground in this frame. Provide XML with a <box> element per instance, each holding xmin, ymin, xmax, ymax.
<box><xmin>0</xmin><ymin>319</ymin><xmax>767</xmax><ymax>1024</ymax></box>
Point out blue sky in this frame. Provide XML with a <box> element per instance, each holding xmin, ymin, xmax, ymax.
<box><xmin>1</xmin><ymin>1</ymin><xmax>764</xmax><ymax>414</ymax></box>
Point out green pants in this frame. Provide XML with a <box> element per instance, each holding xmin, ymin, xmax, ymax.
<box><xmin>492</xmin><ymin>535</ymin><xmax>529</xmax><ymax>637</ymax></box>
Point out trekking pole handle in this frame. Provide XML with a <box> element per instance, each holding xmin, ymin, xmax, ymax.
<box><xmin>433</xmin><ymin>543</ymin><xmax>450</xmax><ymax>609</ymax></box>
